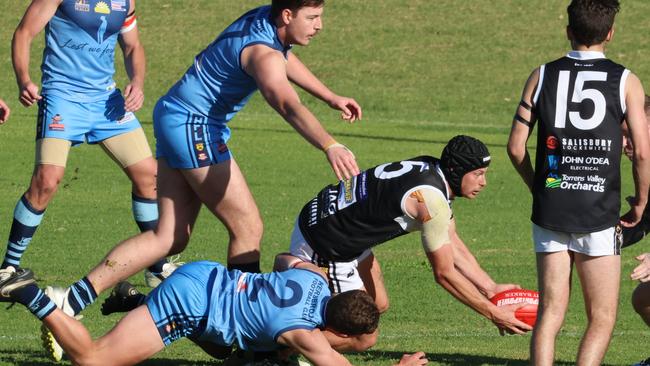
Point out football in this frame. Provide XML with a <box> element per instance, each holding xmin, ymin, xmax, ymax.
<box><xmin>489</xmin><ymin>288</ymin><xmax>539</xmax><ymax>327</ymax></box>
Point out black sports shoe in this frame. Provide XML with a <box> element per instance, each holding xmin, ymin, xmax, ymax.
<box><xmin>101</xmin><ymin>281</ymin><xmax>145</xmax><ymax>315</ymax></box>
<box><xmin>0</xmin><ymin>266</ymin><xmax>35</xmax><ymax>302</ymax></box>
<box><xmin>633</xmin><ymin>357</ymin><xmax>650</xmax><ymax>366</ymax></box>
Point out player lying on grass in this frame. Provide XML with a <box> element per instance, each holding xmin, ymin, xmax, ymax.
<box><xmin>0</xmin><ymin>255</ymin><xmax>428</xmax><ymax>366</ymax></box>
<box><xmin>285</xmin><ymin>134</ymin><xmax>532</xmax><ymax>346</ymax></box>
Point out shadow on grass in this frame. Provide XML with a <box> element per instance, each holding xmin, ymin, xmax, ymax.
<box><xmin>358</xmin><ymin>350</ymin><xmax>621</xmax><ymax>366</ymax></box>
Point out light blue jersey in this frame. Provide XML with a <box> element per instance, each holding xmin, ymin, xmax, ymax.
<box><xmin>146</xmin><ymin>262</ymin><xmax>330</xmax><ymax>351</ymax></box>
<box><xmin>153</xmin><ymin>5</ymin><xmax>290</xmax><ymax>168</ymax></box>
<box><xmin>163</xmin><ymin>5</ymin><xmax>291</xmax><ymax>140</ymax></box>
<box><xmin>42</xmin><ymin>0</ymin><xmax>131</xmax><ymax>102</ymax></box>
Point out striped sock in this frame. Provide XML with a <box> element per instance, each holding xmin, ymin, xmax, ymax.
<box><xmin>2</xmin><ymin>195</ymin><xmax>45</xmax><ymax>269</ymax></box>
<box><xmin>12</xmin><ymin>284</ymin><xmax>56</xmax><ymax>320</ymax></box>
<box><xmin>66</xmin><ymin>277</ymin><xmax>97</xmax><ymax>315</ymax></box>
<box><xmin>132</xmin><ymin>194</ymin><xmax>167</xmax><ymax>273</ymax></box>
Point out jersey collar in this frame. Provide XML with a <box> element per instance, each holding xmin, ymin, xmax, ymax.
<box><xmin>566</xmin><ymin>50</ymin><xmax>606</xmax><ymax>60</ymax></box>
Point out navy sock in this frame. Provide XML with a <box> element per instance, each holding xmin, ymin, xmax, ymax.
<box><xmin>2</xmin><ymin>195</ymin><xmax>45</xmax><ymax>269</ymax></box>
<box><xmin>132</xmin><ymin>194</ymin><xmax>168</xmax><ymax>273</ymax></box>
<box><xmin>67</xmin><ymin>277</ymin><xmax>97</xmax><ymax>315</ymax></box>
<box><xmin>13</xmin><ymin>284</ymin><xmax>56</xmax><ymax>320</ymax></box>
<box><xmin>228</xmin><ymin>261</ymin><xmax>261</xmax><ymax>273</ymax></box>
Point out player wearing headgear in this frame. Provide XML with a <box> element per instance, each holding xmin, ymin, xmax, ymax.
<box><xmin>0</xmin><ymin>257</ymin><xmax>428</xmax><ymax>366</ymax></box>
<box><xmin>288</xmin><ymin>135</ymin><xmax>532</xmax><ymax>350</ymax></box>
<box><xmin>507</xmin><ymin>1</ymin><xmax>650</xmax><ymax>364</ymax></box>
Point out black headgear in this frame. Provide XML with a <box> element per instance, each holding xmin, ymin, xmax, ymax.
<box><xmin>440</xmin><ymin>135</ymin><xmax>491</xmax><ymax>197</ymax></box>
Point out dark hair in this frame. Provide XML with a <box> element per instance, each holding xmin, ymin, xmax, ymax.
<box><xmin>324</xmin><ymin>290</ymin><xmax>379</xmax><ymax>335</ymax></box>
<box><xmin>440</xmin><ymin>135</ymin><xmax>491</xmax><ymax>197</ymax></box>
<box><xmin>271</xmin><ymin>0</ymin><xmax>325</xmax><ymax>18</ymax></box>
<box><xmin>567</xmin><ymin>0</ymin><xmax>620</xmax><ymax>46</ymax></box>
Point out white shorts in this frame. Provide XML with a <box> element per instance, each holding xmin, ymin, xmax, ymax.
<box><xmin>289</xmin><ymin>219</ymin><xmax>372</xmax><ymax>293</ymax></box>
<box><xmin>532</xmin><ymin>223</ymin><xmax>622</xmax><ymax>256</ymax></box>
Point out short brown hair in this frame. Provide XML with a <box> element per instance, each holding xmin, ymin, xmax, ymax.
<box><xmin>271</xmin><ymin>0</ymin><xmax>325</xmax><ymax>19</ymax></box>
<box><xmin>567</xmin><ymin>0</ymin><xmax>619</xmax><ymax>46</ymax></box>
<box><xmin>325</xmin><ymin>290</ymin><xmax>379</xmax><ymax>335</ymax></box>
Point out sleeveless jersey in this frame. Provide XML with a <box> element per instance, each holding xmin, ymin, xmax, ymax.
<box><xmin>41</xmin><ymin>0</ymin><xmax>130</xmax><ymax>101</ymax></box>
<box><xmin>164</xmin><ymin>6</ymin><xmax>290</xmax><ymax>135</ymax></box>
<box><xmin>298</xmin><ymin>156</ymin><xmax>452</xmax><ymax>261</ymax></box>
<box><xmin>531</xmin><ymin>51</ymin><xmax>627</xmax><ymax>232</ymax></box>
<box><xmin>201</xmin><ymin>264</ymin><xmax>329</xmax><ymax>351</ymax></box>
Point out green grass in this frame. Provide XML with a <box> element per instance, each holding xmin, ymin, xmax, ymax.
<box><xmin>1</xmin><ymin>0</ymin><xmax>650</xmax><ymax>365</ymax></box>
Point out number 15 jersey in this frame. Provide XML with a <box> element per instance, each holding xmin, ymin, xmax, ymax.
<box><xmin>532</xmin><ymin>51</ymin><xmax>627</xmax><ymax>233</ymax></box>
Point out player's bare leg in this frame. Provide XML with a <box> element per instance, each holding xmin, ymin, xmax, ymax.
<box><xmin>181</xmin><ymin>159</ymin><xmax>262</xmax><ymax>268</ymax></box>
<box><xmin>574</xmin><ymin>253</ymin><xmax>620</xmax><ymax>366</ymax></box>
<box><xmin>87</xmin><ymin>159</ymin><xmax>202</xmax><ymax>294</ymax></box>
<box><xmin>632</xmin><ymin>282</ymin><xmax>650</xmax><ymax>326</ymax></box>
<box><xmin>24</xmin><ymin>164</ymin><xmax>66</xmax><ymax>210</ymax></box>
<box><xmin>43</xmin><ymin>305</ymin><xmax>164</xmax><ymax>365</ymax></box>
<box><xmin>531</xmin><ymin>251</ymin><xmax>573</xmax><ymax>366</ymax></box>
<box><xmin>358</xmin><ymin>253</ymin><xmax>389</xmax><ymax>314</ymax></box>
<box><xmin>123</xmin><ymin>157</ymin><xmax>157</xmax><ymax>199</ymax></box>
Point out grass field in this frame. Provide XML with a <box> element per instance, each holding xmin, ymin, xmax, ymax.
<box><xmin>1</xmin><ymin>1</ymin><xmax>650</xmax><ymax>365</ymax></box>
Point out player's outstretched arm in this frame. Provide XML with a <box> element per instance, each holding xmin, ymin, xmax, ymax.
<box><xmin>621</xmin><ymin>73</ymin><xmax>650</xmax><ymax>227</ymax></box>
<box><xmin>286</xmin><ymin>52</ymin><xmax>362</xmax><ymax>122</ymax></box>
<box><xmin>447</xmin><ymin>219</ymin><xmax>521</xmax><ymax>299</ymax></box>
<box><xmin>278</xmin><ymin>328</ymin><xmax>354</xmax><ymax>366</ymax></box>
<box><xmin>507</xmin><ymin>68</ymin><xmax>539</xmax><ymax>193</ymax></box>
<box><xmin>0</xmin><ymin>99</ymin><xmax>10</xmax><ymax>124</ymax></box>
<box><xmin>118</xmin><ymin>0</ymin><xmax>145</xmax><ymax>113</ymax></box>
<box><xmin>12</xmin><ymin>0</ymin><xmax>60</xmax><ymax>107</ymax></box>
<box><xmin>242</xmin><ymin>45</ymin><xmax>359</xmax><ymax>180</ymax></box>
<box><xmin>425</xmin><ymin>244</ymin><xmax>531</xmax><ymax>335</ymax></box>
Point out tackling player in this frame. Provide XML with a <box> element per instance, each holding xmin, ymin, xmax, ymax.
<box><xmin>507</xmin><ymin>1</ymin><xmax>650</xmax><ymax>364</ymax></box>
<box><xmin>287</xmin><ymin>135</ymin><xmax>532</xmax><ymax>345</ymax></box>
<box><xmin>0</xmin><ymin>257</ymin><xmax>428</xmax><ymax>366</ymax></box>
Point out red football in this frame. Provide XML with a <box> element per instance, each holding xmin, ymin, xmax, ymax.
<box><xmin>489</xmin><ymin>288</ymin><xmax>539</xmax><ymax>327</ymax></box>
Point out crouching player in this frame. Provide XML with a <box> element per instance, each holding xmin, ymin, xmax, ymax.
<box><xmin>288</xmin><ymin>135</ymin><xmax>532</xmax><ymax>347</ymax></box>
<box><xmin>0</xmin><ymin>255</ymin><xmax>427</xmax><ymax>366</ymax></box>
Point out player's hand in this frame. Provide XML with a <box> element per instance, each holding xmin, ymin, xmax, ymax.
<box><xmin>394</xmin><ymin>352</ymin><xmax>428</xmax><ymax>366</ymax></box>
<box><xmin>123</xmin><ymin>82</ymin><xmax>144</xmax><ymax>112</ymax></box>
<box><xmin>18</xmin><ymin>81</ymin><xmax>42</xmax><ymax>107</ymax></box>
<box><xmin>328</xmin><ymin>95</ymin><xmax>362</xmax><ymax>123</ymax></box>
<box><xmin>486</xmin><ymin>283</ymin><xmax>521</xmax><ymax>300</ymax></box>
<box><xmin>325</xmin><ymin>144</ymin><xmax>359</xmax><ymax>181</ymax></box>
<box><xmin>621</xmin><ymin>196</ymin><xmax>645</xmax><ymax>227</ymax></box>
<box><xmin>631</xmin><ymin>253</ymin><xmax>650</xmax><ymax>282</ymax></box>
<box><xmin>491</xmin><ymin>304</ymin><xmax>532</xmax><ymax>335</ymax></box>
<box><xmin>0</xmin><ymin>99</ymin><xmax>10</xmax><ymax>124</ymax></box>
